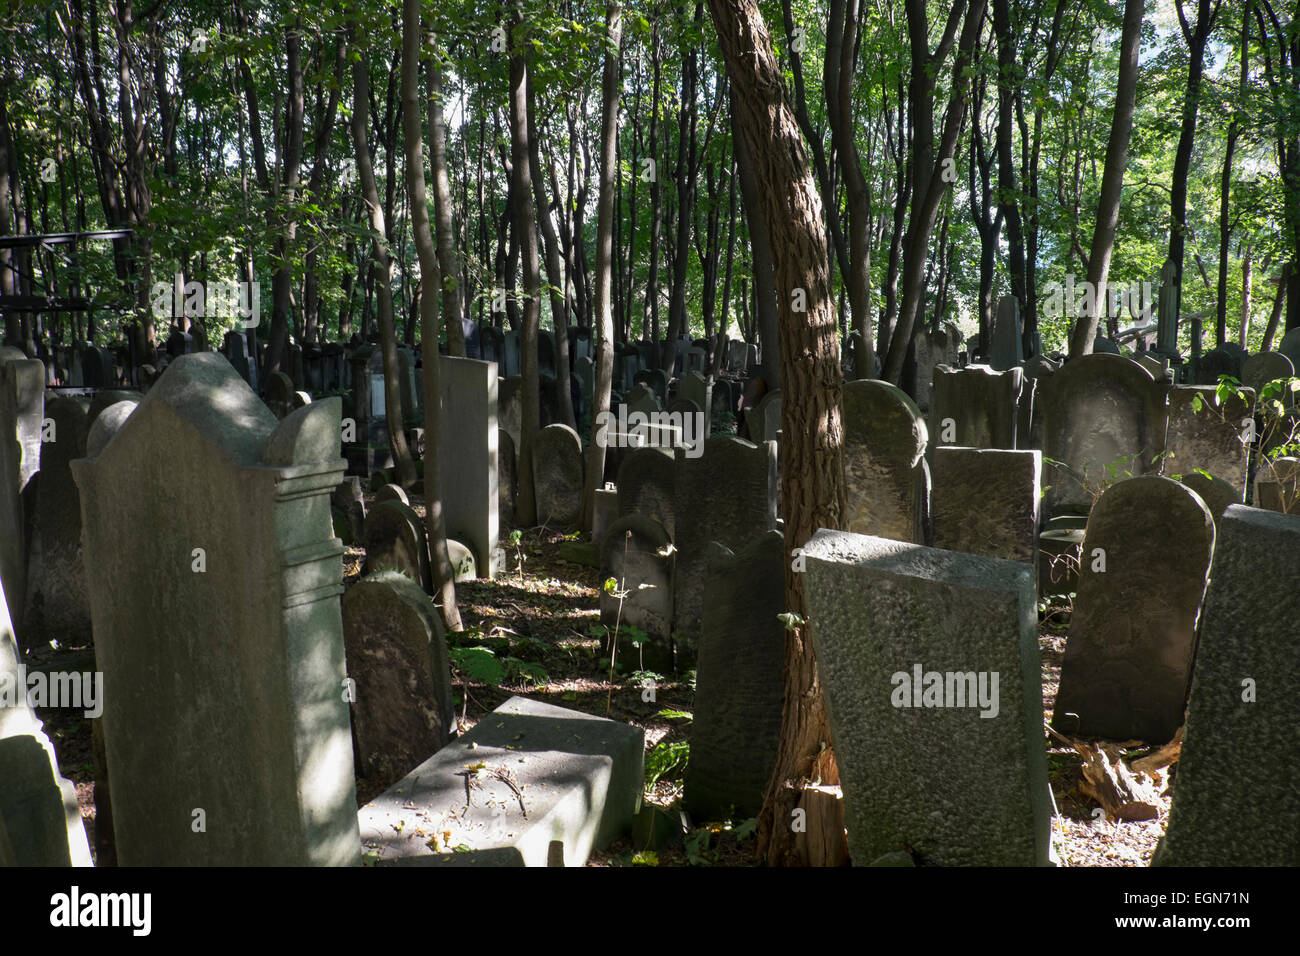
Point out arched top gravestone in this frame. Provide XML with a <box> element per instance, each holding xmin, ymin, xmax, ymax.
<box><xmin>842</xmin><ymin>379</ymin><xmax>928</xmax><ymax>544</ymax></box>
<box><xmin>532</xmin><ymin>423</ymin><xmax>584</xmax><ymax>529</ymax></box>
<box><xmin>617</xmin><ymin>445</ymin><xmax>677</xmax><ymax>540</ymax></box>
<box><xmin>1039</xmin><ymin>353</ymin><xmax>1167</xmax><ymax>518</ymax></box>
<box><xmin>1241</xmin><ymin>350</ymin><xmax>1294</xmax><ymax>395</ymax></box>
<box><xmin>1052</xmin><ymin>476</ymin><xmax>1214</xmax><ymax>745</ymax></box>
<box><xmin>70</xmin><ymin>353</ymin><xmax>359</xmax><ymax>866</ymax></box>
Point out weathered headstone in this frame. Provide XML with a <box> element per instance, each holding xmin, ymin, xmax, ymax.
<box><xmin>1276</xmin><ymin>328</ymin><xmax>1300</xmax><ymax>373</ymax></box>
<box><xmin>1253</xmin><ymin>456</ymin><xmax>1299</xmax><ymax>513</ymax></box>
<box><xmin>438</xmin><ymin>356</ymin><xmax>499</xmax><ymax>577</ymax></box>
<box><xmin>1164</xmin><ymin>385</ymin><xmax>1252</xmax><ymax>497</ymax></box>
<box><xmin>842</xmin><ymin>379</ymin><xmax>928</xmax><ymax>544</ymax></box>
<box><xmin>342</xmin><ymin>571</ymin><xmax>456</xmax><ymax>793</ymax></box>
<box><xmin>71</xmin><ymin>353</ymin><xmax>360</xmax><ymax>865</ymax></box>
<box><xmin>930</xmin><ymin>365</ymin><xmax>1024</xmax><ymax>451</ymax></box>
<box><xmin>748</xmin><ymin>389</ymin><xmax>782</xmax><ymax>443</ymax></box>
<box><xmin>1039</xmin><ymin>353</ymin><xmax>1167</xmax><ymax>518</ymax></box>
<box><xmin>684</xmin><ymin>531</ymin><xmax>784</xmax><ymax>821</ymax></box>
<box><xmin>23</xmin><ymin>396</ymin><xmax>93</xmax><ymax>648</ymax></box>
<box><xmin>0</xmin><ymin>352</ymin><xmax>43</xmax><ymax>635</ymax></box>
<box><xmin>989</xmin><ymin>295</ymin><xmax>1024</xmax><ymax>371</ymax></box>
<box><xmin>498</xmin><ymin>428</ymin><xmax>517</xmax><ymax>523</ymax></box>
<box><xmin>532</xmin><ymin>424</ymin><xmax>584</xmax><ymax>528</ymax></box>
<box><xmin>331</xmin><ymin>475</ymin><xmax>367</xmax><ymax>545</ymax></box>
<box><xmin>802</xmin><ymin>530</ymin><xmax>1051</xmax><ymax>866</ymax></box>
<box><xmin>908</xmin><ymin>324</ymin><xmax>961</xmax><ymax>413</ymax></box>
<box><xmin>1052</xmin><ymin>477</ymin><xmax>1214</xmax><ymax>743</ymax></box>
<box><xmin>671</xmin><ymin>437</ymin><xmax>779</xmax><ymax>635</ymax></box>
<box><xmin>358</xmin><ymin>696</ymin><xmax>642</xmax><ymax>866</ymax></box>
<box><xmin>1178</xmin><ymin>470</ymin><xmax>1240</xmax><ymax>531</ymax></box>
<box><xmin>1153</xmin><ymin>505</ymin><xmax>1300</xmax><ymax>866</ymax></box>
<box><xmin>599</xmin><ymin>516</ymin><xmax>675</xmax><ymax>670</ymax></box>
<box><xmin>616</xmin><ymin>446</ymin><xmax>677</xmax><ymax>539</ymax></box>
<box><xmin>366</xmin><ymin>499</ymin><xmax>432</xmax><ymax>592</ymax></box>
<box><xmin>931</xmin><ymin>447</ymin><xmax>1041</xmax><ymax>564</ymax></box>
<box><xmin>1241</xmin><ymin>350</ymin><xmax>1294</xmax><ymax>395</ymax></box>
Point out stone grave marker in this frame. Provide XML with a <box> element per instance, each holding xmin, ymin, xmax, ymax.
<box><xmin>1253</xmin><ymin>456</ymin><xmax>1299</xmax><ymax>513</ymax></box>
<box><xmin>1241</xmin><ymin>350</ymin><xmax>1294</xmax><ymax>395</ymax></box>
<box><xmin>802</xmin><ymin>529</ymin><xmax>1051</xmax><ymax>866</ymax></box>
<box><xmin>71</xmin><ymin>353</ymin><xmax>361</xmax><ymax>865</ymax></box>
<box><xmin>842</xmin><ymin>379</ymin><xmax>928</xmax><ymax>544</ymax></box>
<box><xmin>671</xmin><ymin>436</ymin><xmax>779</xmax><ymax>636</ymax></box>
<box><xmin>366</xmin><ymin>499</ymin><xmax>432</xmax><ymax>592</ymax></box>
<box><xmin>930</xmin><ymin>364</ymin><xmax>1025</xmax><ymax>451</ymax></box>
<box><xmin>1164</xmin><ymin>385</ymin><xmax>1252</xmax><ymax>498</ymax></box>
<box><xmin>931</xmin><ymin>447</ymin><xmax>1041</xmax><ymax>564</ymax></box>
<box><xmin>23</xmin><ymin>395</ymin><xmax>93</xmax><ymax>648</ymax></box>
<box><xmin>990</xmin><ymin>295</ymin><xmax>1024</xmax><ymax>370</ymax></box>
<box><xmin>684</xmin><ymin>531</ymin><xmax>785</xmax><ymax>821</ymax></box>
<box><xmin>1153</xmin><ymin>506</ymin><xmax>1300</xmax><ymax>866</ymax></box>
<box><xmin>0</xmin><ymin>352</ymin><xmax>43</xmax><ymax>635</ymax></box>
<box><xmin>342</xmin><ymin>571</ymin><xmax>456</xmax><ymax>793</ymax></box>
<box><xmin>616</xmin><ymin>446</ymin><xmax>677</xmax><ymax>539</ymax></box>
<box><xmin>532</xmin><ymin>424</ymin><xmax>584</xmax><ymax>528</ymax></box>
<box><xmin>1039</xmin><ymin>353</ymin><xmax>1167</xmax><ymax>518</ymax></box>
<box><xmin>599</xmin><ymin>515</ymin><xmax>675</xmax><ymax>671</ymax></box>
<box><xmin>1052</xmin><ymin>476</ymin><xmax>1214</xmax><ymax>744</ymax></box>
<box><xmin>498</xmin><ymin>428</ymin><xmax>517</xmax><ymax>523</ymax></box>
<box><xmin>437</xmin><ymin>356</ymin><xmax>499</xmax><ymax>577</ymax></box>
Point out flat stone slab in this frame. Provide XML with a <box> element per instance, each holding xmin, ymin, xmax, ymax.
<box><xmin>359</xmin><ymin>696</ymin><xmax>643</xmax><ymax>867</ymax></box>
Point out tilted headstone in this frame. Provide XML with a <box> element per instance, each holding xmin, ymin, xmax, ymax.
<box><xmin>438</xmin><ymin>356</ymin><xmax>499</xmax><ymax>577</ymax></box>
<box><xmin>342</xmin><ymin>571</ymin><xmax>456</xmax><ymax>793</ymax></box>
<box><xmin>1164</xmin><ymin>385</ymin><xmax>1252</xmax><ymax>498</ymax></box>
<box><xmin>1052</xmin><ymin>477</ymin><xmax>1214</xmax><ymax>744</ymax></box>
<box><xmin>930</xmin><ymin>365</ymin><xmax>1024</xmax><ymax>451</ymax></box>
<box><xmin>0</xmin><ymin>352</ymin><xmax>43</xmax><ymax>635</ymax></box>
<box><xmin>1039</xmin><ymin>353</ymin><xmax>1167</xmax><ymax>518</ymax></box>
<box><xmin>802</xmin><ymin>530</ymin><xmax>1051</xmax><ymax>866</ymax></box>
<box><xmin>532</xmin><ymin>424</ymin><xmax>584</xmax><ymax>528</ymax></box>
<box><xmin>931</xmin><ymin>448</ymin><xmax>1041</xmax><ymax>564</ymax></box>
<box><xmin>23</xmin><ymin>396</ymin><xmax>93</xmax><ymax>648</ymax></box>
<box><xmin>616</xmin><ymin>446</ymin><xmax>677</xmax><ymax>540</ymax></box>
<box><xmin>842</xmin><ymin>379</ymin><xmax>928</xmax><ymax>544</ymax></box>
<box><xmin>671</xmin><ymin>436</ymin><xmax>779</xmax><ymax>636</ymax></box>
<box><xmin>331</xmin><ymin>475</ymin><xmax>367</xmax><ymax>545</ymax></box>
<box><xmin>989</xmin><ymin>295</ymin><xmax>1024</xmax><ymax>371</ymax></box>
<box><xmin>1153</xmin><ymin>506</ymin><xmax>1300</xmax><ymax>866</ymax></box>
<box><xmin>71</xmin><ymin>353</ymin><xmax>361</xmax><ymax>865</ymax></box>
<box><xmin>684</xmin><ymin>531</ymin><xmax>785</xmax><ymax>821</ymax></box>
<box><xmin>366</xmin><ymin>499</ymin><xmax>432</xmax><ymax>592</ymax></box>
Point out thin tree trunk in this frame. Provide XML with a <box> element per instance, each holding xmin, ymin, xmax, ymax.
<box><xmin>403</xmin><ymin>0</ymin><xmax>462</xmax><ymax>629</ymax></box>
<box><xmin>582</xmin><ymin>1</ymin><xmax>622</xmax><ymax>530</ymax></box>
<box><xmin>427</xmin><ymin>41</ymin><xmax>466</xmax><ymax>357</ymax></box>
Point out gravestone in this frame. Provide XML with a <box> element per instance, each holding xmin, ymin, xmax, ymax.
<box><xmin>538</xmin><ymin>330</ymin><xmax>557</xmax><ymax>380</ymax></box>
<box><xmin>1052</xmin><ymin>477</ymin><xmax>1214</xmax><ymax>744</ymax></box>
<box><xmin>1241</xmin><ymin>350</ymin><xmax>1294</xmax><ymax>394</ymax></box>
<box><xmin>1276</xmin><ymin>328</ymin><xmax>1300</xmax><ymax>373</ymax></box>
<box><xmin>599</xmin><ymin>516</ymin><xmax>675</xmax><ymax>670</ymax></box>
<box><xmin>842</xmin><ymin>379</ymin><xmax>928</xmax><ymax>544</ymax></box>
<box><xmin>331</xmin><ymin>475</ymin><xmax>367</xmax><ymax>545</ymax></box>
<box><xmin>930</xmin><ymin>365</ymin><xmax>1024</xmax><ymax>451</ymax></box>
<box><xmin>366</xmin><ymin>499</ymin><xmax>432</xmax><ymax>592</ymax></box>
<box><xmin>0</xmin><ymin>352</ymin><xmax>43</xmax><ymax>635</ymax></box>
<box><xmin>342</xmin><ymin>571</ymin><xmax>456</xmax><ymax>793</ymax></box>
<box><xmin>626</xmin><ymin>383</ymin><xmax>661</xmax><ymax>418</ymax></box>
<box><xmin>1253</xmin><ymin>456</ymin><xmax>1299</xmax><ymax>513</ymax></box>
<box><xmin>265</xmin><ymin>370</ymin><xmax>296</xmax><ymax>419</ymax></box>
<box><xmin>727</xmin><ymin>339</ymin><xmax>748</xmax><ymax>373</ymax></box>
<box><xmin>1178</xmin><ymin>471</ymin><xmax>1240</xmax><ymax>531</ymax></box>
<box><xmin>990</xmin><ymin>295</ymin><xmax>1024</xmax><ymax>371</ymax></box>
<box><xmin>498</xmin><ymin>428</ymin><xmax>517</xmax><ymax>523</ymax></box>
<box><xmin>438</xmin><ymin>356</ymin><xmax>499</xmax><ymax>577</ymax></box>
<box><xmin>678</xmin><ymin>371</ymin><xmax>712</xmax><ymax>424</ymax></box>
<box><xmin>1039</xmin><ymin>353</ymin><xmax>1167</xmax><ymax>518</ymax></box>
<box><xmin>358</xmin><ymin>696</ymin><xmax>642</xmax><ymax>867</ymax></box>
<box><xmin>532</xmin><ymin>424</ymin><xmax>584</xmax><ymax>529</ymax></box>
<box><xmin>0</xmin><ymin>576</ymin><xmax>93</xmax><ymax>866</ymax></box>
<box><xmin>748</xmin><ymin>389</ymin><xmax>782</xmax><ymax>443</ymax></box>
<box><xmin>616</xmin><ymin>446</ymin><xmax>677</xmax><ymax>539</ymax></box>
<box><xmin>503</xmin><ymin>329</ymin><xmax>521</xmax><ymax>378</ymax></box>
<box><xmin>499</xmin><ymin>376</ymin><xmax>522</xmax><ymax>454</ymax></box>
<box><xmin>23</xmin><ymin>396</ymin><xmax>93</xmax><ymax>648</ymax></box>
<box><xmin>1153</xmin><ymin>506</ymin><xmax>1300</xmax><ymax>866</ymax></box>
<box><xmin>592</xmin><ymin>486</ymin><xmax>618</xmax><ymax>544</ymax></box>
<box><xmin>684</xmin><ymin>531</ymin><xmax>785</xmax><ymax>821</ymax></box>
<box><xmin>671</xmin><ymin>437</ymin><xmax>779</xmax><ymax>636</ymax></box>
<box><xmin>634</xmin><ymin>368</ymin><xmax>668</xmax><ymax>405</ymax></box>
<box><xmin>1153</xmin><ymin>259</ymin><xmax>1180</xmax><ymax>358</ymax></box>
<box><xmin>931</xmin><ymin>447</ymin><xmax>1041</xmax><ymax>564</ymax></box>
<box><xmin>802</xmin><ymin>530</ymin><xmax>1051</xmax><ymax>866</ymax></box>
<box><xmin>574</xmin><ymin>355</ymin><xmax>594</xmax><ymax>430</ymax></box>
<box><xmin>908</xmin><ymin>324</ymin><xmax>961</xmax><ymax>413</ymax></box>
<box><xmin>70</xmin><ymin>353</ymin><xmax>360</xmax><ymax>865</ymax></box>
<box><xmin>375</xmin><ymin>484</ymin><xmax>409</xmax><ymax>506</ymax></box>
<box><xmin>1164</xmin><ymin>385</ymin><xmax>1252</xmax><ymax>498</ymax></box>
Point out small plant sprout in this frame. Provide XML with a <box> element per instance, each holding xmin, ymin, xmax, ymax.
<box><xmin>604</xmin><ymin>530</ymin><xmax>633</xmax><ymax>716</ymax></box>
<box><xmin>509</xmin><ymin>528</ymin><xmax>524</xmax><ymax>579</ymax></box>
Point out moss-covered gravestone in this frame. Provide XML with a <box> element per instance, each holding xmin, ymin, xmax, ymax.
<box><xmin>71</xmin><ymin>353</ymin><xmax>360</xmax><ymax>866</ymax></box>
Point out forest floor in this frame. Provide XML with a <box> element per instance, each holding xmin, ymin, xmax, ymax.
<box><xmin>36</xmin><ymin>487</ymin><xmax>1172</xmax><ymax>867</ymax></box>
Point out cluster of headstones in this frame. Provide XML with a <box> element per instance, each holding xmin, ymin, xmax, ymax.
<box><xmin>1</xmin><ymin>350</ymin><xmax>649</xmax><ymax>866</ymax></box>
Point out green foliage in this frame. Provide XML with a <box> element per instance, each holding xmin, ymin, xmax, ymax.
<box><xmin>644</xmin><ymin>739</ymin><xmax>689</xmax><ymax>788</ymax></box>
